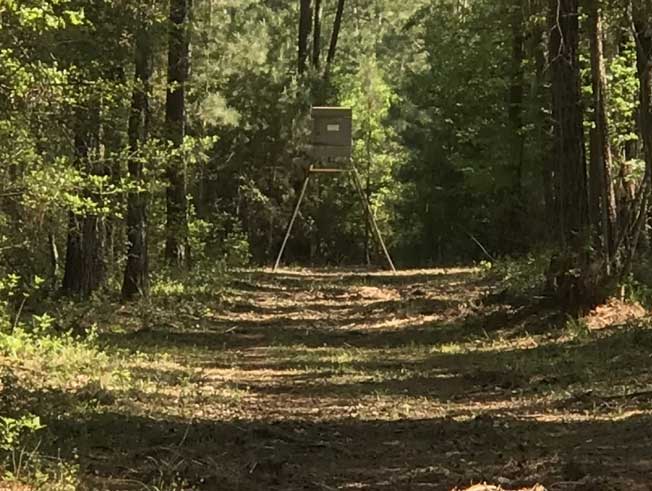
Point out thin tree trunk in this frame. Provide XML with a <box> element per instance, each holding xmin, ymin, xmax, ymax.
<box><xmin>103</xmin><ymin>69</ymin><xmax>126</xmax><ymax>281</ymax></box>
<box><xmin>165</xmin><ymin>0</ymin><xmax>190</xmax><ymax>267</ymax></box>
<box><xmin>364</xmin><ymin>121</ymin><xmax>372</xmax><ymax>266</ymax></box>
<box><xmin>528</xmin><ymin>17</ymin><xmax>554</xmax><ymax>237</ymax></box>
<box><xmin>324</xmin><ymin>0</ymin><xmax>346</xmax><ymax>82</ymax></box>
<box><xmin>509</xmin><ymin>0</ymin><xmax>525</xmax><ymax>197</ymax></box>
<box><xmin>122</xmin><ymin>9</ymin><xmax>152</xmax><ymax>300</ymax></box>
<box><xmin>588</xmin><ymin>128</ymin><xmax>602</xmax><ymax>235</ymax></box>
<box><xmin>298</xmin><ymin>0</ymin><xmax>312</xmax><ymax>74</ymax></box>
<box><xmin>507</xmin><ymin>0</ymin><xmax>526</xmax><ymax>249</ymax></box>
<box><xmin>588</xmin><ymin>0</ymin><xmax>618</xmax><ymax>267</ymax></box>
<box><xmin>312</xmin><ymin>0</ymin><xmax>322</xmax><ymax>69</ymax></box>
<box><xmin>48</xmin><ymin>232</ymin><xmax>59</xmax><ymax>292</ymax></box>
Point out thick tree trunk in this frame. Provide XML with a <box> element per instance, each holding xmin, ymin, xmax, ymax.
<box><xmin>62</xmin><ymin>108</ymin><xmax>106</xmax><ymax>299</ymax></box>
<box><xmin>549</xmin><ymin>0</ymin><xmax>588</xmax><ymax>244</ymax></box>
<box><xmin>624</xmin><ymin>2</ymin><xmax>652</xmax><ymax>276</ymax></box>
<box><xmin>298</xmin><ymin>0</ymin><xmax>312</xmax><ymax>74</ymax></box>
<box><xmin>62</xmin><ymin>213</ymin><xmax>105</xmax><ymax>299</ymax></box>
<box><xmin>634</xmin><ymin>5</ymin><xmax>652</xmax><ymax>189</ymax></box>
<box><xmin>548</xmin><ymin>0</ymin><xmax>596</xmax><ymax>311</ymax></box>
<box><xmin>588</xmin><ymin>0</ymin><xmax>618</xmax><ymax>267</ymax></box>
<box><xmin>165</xmin><ymin>0</ymin><xmax>190</xmax><ymax>267</ymax></box>
<box><xmin>122</xmin><ymin>13</ymin><xmax>152</xmax><ymax>300</ymax></box>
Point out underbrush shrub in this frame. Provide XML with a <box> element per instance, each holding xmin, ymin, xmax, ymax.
<box><xmin>151</xmin><ymin>262</ymin><xmax>229</xmax><ymax>300</ymax></box>
<box><xmin>624</xmin><ymin>260</ymin><xmax>652</xmax><ymax>308</ymax></box>
<box><xmin>0</xmin><ymin>274</ymin><xmax>129</xmax><ymax>490</ymax></box>
<box><xmin>0</xmin><ymin>410</ymin><xmax>78</xmax><ymax>491</ymax></box>
<box><xmin>481</xmin><ymin>251</ymin><xmax>552</xmax><ymax>300</ymax></box>
<box><xmin>188</xmin><ymin>212</ymin><xmax>252</xmax><ymax>270</ymax></box>
<box><xmin>149</xmin><ymin>214</ymin><xmax>251</xmax><ymax>303</ymax></box>
<box><xmin>0</xmin><ymin>353</ymin><xmax>82</xmax><ymax>488</ymax></box>
<box><xmin>564</xmin><ymin>315</ymin><xmax>592</xmax><ymax>340</ymax></box>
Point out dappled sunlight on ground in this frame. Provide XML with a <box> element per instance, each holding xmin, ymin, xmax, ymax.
<box><xmin>4</xmin><ymin>268</ymin><xmax>652</xmax><ymax>490</ymax></box>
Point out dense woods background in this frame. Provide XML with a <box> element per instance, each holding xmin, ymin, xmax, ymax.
<box><xmin>7</xmin><ymin>2</ymin><xmax>652</xmax><ymax>489</ymax></box>
<box><xmin>3</xmin><ymin>0</ymin><xmax>652</xmax><ymax>308</ymax></box>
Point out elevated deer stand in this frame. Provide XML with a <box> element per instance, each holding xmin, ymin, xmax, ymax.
<box><xmin>274</xmin><ymin>107</ymin><xmax>396</xmax><ymax>272</ymax></box>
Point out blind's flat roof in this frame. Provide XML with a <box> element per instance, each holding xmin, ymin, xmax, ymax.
<box><xmin>312</xmin><ymin>107</ymin><xmax>352</xmax><ymax>111</ymax></box>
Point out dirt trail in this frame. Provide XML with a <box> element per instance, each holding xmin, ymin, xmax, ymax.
<box><xmin>78</xmin><ymin>269</ymin><xmax>652</xmax><ymax>489</ymax></box>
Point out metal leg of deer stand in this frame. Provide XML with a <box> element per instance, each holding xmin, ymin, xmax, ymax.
<box><xmin>274</xmin><ymin>169</ymin><xmax>312</xmax><ymax>271</ymax></box>
<box><xmin>349</xmin><ymin>168</ymin><xmax>397</xmax><ymax>273</ymax></box>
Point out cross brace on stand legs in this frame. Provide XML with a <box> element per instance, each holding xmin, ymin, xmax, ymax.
<box><xmin>273</xmin><ymin>165</ymin><xmax>396</xmax><ymax>272</ymax></box>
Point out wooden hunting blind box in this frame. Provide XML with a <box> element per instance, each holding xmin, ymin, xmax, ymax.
<box><xmin>311</xmin><ymin>107</ymin><xmax>352</xmax><ymax>159</ymax></box>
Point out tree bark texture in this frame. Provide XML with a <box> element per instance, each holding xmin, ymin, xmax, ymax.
<box><xmin>549</xmin><ymin>0</ymin><xmax>588</xmax><ymax>245</ymax></box>
<box><xmin>122</xmin><ymin>10</ymin><xmax>152</xmax><ymax>300</ymax></box>
<box><xmin>325</xmin><ymin>0</ymin><xmax>346</xmax><ymax>81</ymax></box>
<box><xmin>588</xmin><ymin>0</ymin><xmax>618</xmax><ymax>264</ymax></box>
<box><xmin>298</xmin><ymin>0</ymin><xmax>312</xmax><ymax>74</ymax></box>
<box><xmin>62</xmin><ymin>107</ymin><xmax>106</xmax><ymax>299</ymax></box>
<box><xmin>164</xmin><ymin>0</ymin><xmax>190</xmax><ymax>267</ymax></box>
<box><xmin>312</xmin><ymin>0</ymin><xmax>322</xmax><ymax>69</ymax></box>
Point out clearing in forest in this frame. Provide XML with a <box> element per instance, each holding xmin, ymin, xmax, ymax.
<box><xmin>5</xmin><ymin>268</ymin><xmax>652</xmax><ymax>490</ymax></box>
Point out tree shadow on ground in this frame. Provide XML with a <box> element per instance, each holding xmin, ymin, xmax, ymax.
<box><xmin>39</xmin><ymin>406</ymin><xmax>652</xmax><ymax>490</ymax></box>
<box><xmin>227</xmin><ymin>271</ymin><xmax>486</xmax><ymax>308</ymax></box>
<box><xmin>102</xmin><ymin>304</ymin><xmax>559</xmax><ymax>358</ymax></box>
<box><xmin>212</xmin><ymin>325</ymin><xmax>652</xmax><ymax>408</ymax></box>
<box><xmin>79</xmin><ymin>323</ymin><xmax>652</xmax><ymax>489</ymax></box>
<box><xmin>77</xmin><ymin>268</ymin><xmax>652</xmax><ymax>490</ymax></box>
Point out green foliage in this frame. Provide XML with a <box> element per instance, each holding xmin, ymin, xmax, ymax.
<box><xmin>188</xmin><ymin>210</ymin><xmax>251</xmax><ymax>269</ymax></box>
<box><xmin>335</xmin><ymin>55</ymin><xmax>405</xmax><ymax>252</ymax></box>
<box><xmin>1</xmin><ymin>0</ymin><xmax>84</xmax><ymax>31</ymax></box>
<box><xmin>0</xmin><ymin>283</ymin><xmax>91</xmax><ymax>489</ymax></box>
<box><xmin>564</xmin><ymin>315</ymin><xmax>592</xmax><ymax>341</ymax></box>
<box><xmin>484</xmin><ymin>252</ymin><xmax>552</xmax><ymax>297</ymax></box>
<box><xmin>150</xmin><ymin>266</ymin><xmax>229</xmax><ymax>299</ymax></box>
<box><xmin>0</xmin><ymin>271</ymin><xmax>139</xmax><ymax>488</ymax></box>
<box><xmin>222</xmin><ymin>228</ymin><xmax>252</xmax><ymax>268</ymax></box>
<box><xmin>392</xmin><ymin>0</ymin><xmax>530</xmax><ymax>263</ymax></box>
<box><xmin>0</xmin><ymin>324</ymin><xmax>110</xmax><ymax>377</ymax></box>
<box><xmin>0</xmin><ymin>413</ymin><xmax>77</xmax><ymax>490</ymax></box>
<box><xmin>622</xmin><ymin>274</ymin><xmax>652</xmax><ymax>309</ymax></box>
<box><xmin>0</xmin><ymin>407</ymin><xmax>79</xmax><ymax>489</ymax></box>
<box><xmin>0</xmin><ymin>415</ymin><xmax>44</xmax><ymax>453</ymax></box>
<box><xmin>0</xmin><ymin>0</ymin><xmax>648</xmax><ymax>286</ymax></box>
<box><xmin>607</xmin><ymin>36</ymin><xmax>638</xmax><ymax>142</ymax></box>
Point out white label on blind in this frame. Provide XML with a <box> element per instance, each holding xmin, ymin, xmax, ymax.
<box><xmin>327</xmin><ymin>124</ymin><xmax>340</xmax><ymax>132</ymax></box>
